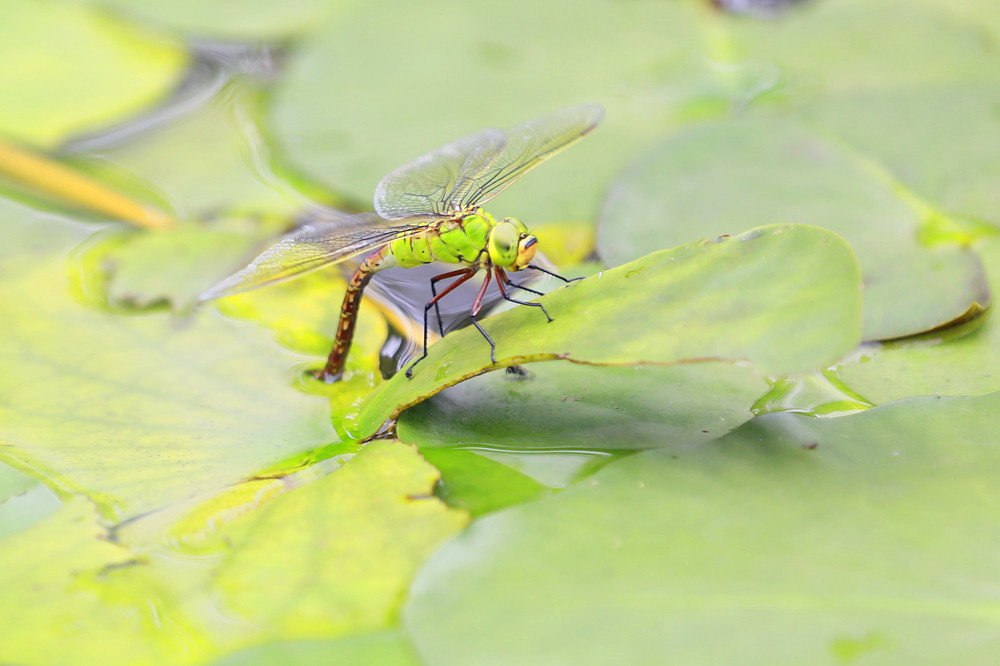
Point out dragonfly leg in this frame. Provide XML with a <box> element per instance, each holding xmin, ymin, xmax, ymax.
<box><xmin>471</xmin><ymin>266</ymin><xmax>493</xmax><ymax>316</ymax></box>
<box><xmin>471</xmin><ymin>316</ymin><xmax>497</xmax><ymax>364</ymax></box>
<box><xmin>503</xmin><ymin>278</ymin><xmax>545</xmax><ymax>297</ymax></box>
<box><xmin>405</xmin><ymin>267</ymin><xmax>478</xmax><ymax>378</ymax></box>
<box><xmin>495</xmin><ymin>269</ymin><xmax>552</xmax><ymax>322</ymax></box>
<box><xmin>469</xmin><ymin>268</ymin><xmax>497</xmax><ymax>365</ymax></box>
<box><xmin>527</xmin><ymin>263</ymin><xmax>583</xmax><ymax>283</ymax></box>
<box><xmin>429</xmin><ymin>268</ymin><xmax>472</xmax><ymax>337</ymax></box>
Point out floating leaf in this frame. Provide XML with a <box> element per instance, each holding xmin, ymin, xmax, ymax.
<box><xmin>209</xmin><ymin>633</ymin><xmax>420</xmax><ymax>666</ymax></box>
<box><xmin>404</xmin><ymin>394</ymin><xmax>1000</xmax><ymax>664</ymax></box>
<box><xmin>0</xmin><ymin>497</ymin><xmax>194</xmax><ymax>665</ymax></box>
<box><xmin>833</xmin><ymin>238</ymin><xmax>1000</xmax><ymax>403</ymax></box>
<box><xmin>358</xmin><ymin>224</ymin><xmax>862</xmax><ymax>437</ymax></box>
<box><xmin>85</xmin><ymin>219</ymin><xmax>279</xmax><ymax>313</ymax></box>
<box><xmin>212</xmin><ymin>441</ymin><xmax>468</xmax><ymax>640</ymax></box>
<box><xmin>418</xmin><ymin>448</ymin><xmax>551</xmax><ymax>516</ymax></box>
<box><xmin>0</xmin><ymin>201</ymin><xmax>336</xmax><ymax>520</ymax></box>
<box><xmin>0</xmin><ymin>1</ymin><xmax>186</xmax><ymax>146</ymax></box>
<box><xmin>804</xmin><ymin>85</ymin><xmax>1000</xmax><ymax>229</ymax></box>
<box><xmin>93</xmin><ymin>0</ymin><xmax>359</xmax><ymax>40</ymax></box>
<box><xmin>74</xmin><ymin>85</ymin><xmax>301</xmax><ymax>220</ymax></box>
<box><xmin>399</xmin><ymin>363</ymin><xmax>768</xmax><ymax>450</ymax></box>
<box><xmin>598</xmin><ymin>117</ymin><xmax>990</xmax><ymax>340</ymax></box>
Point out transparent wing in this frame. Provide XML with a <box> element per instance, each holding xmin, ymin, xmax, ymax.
<box><xmin>374</xmin><ymin>103</ymin><xmax>604</xmax><ymax>220</ymax></box>
<box><xmin>375</xmin><ymin>128</ymin><xmax>506</xmax><ymax>219</ymax></box>
<box><xmin>453</xmin><ymin>102</ymin><xmax>605</xmax><ymax>211</ymax></box>
<box><xmin>199</xmin><ymin>212</ymin><xmax>432</xmax><ymax>300</ymax></box>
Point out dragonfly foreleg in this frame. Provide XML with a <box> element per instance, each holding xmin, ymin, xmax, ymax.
<box><xmin>405</xmin><ymin>267</ymin><xmax>478</xmax><ymax>378</ymax></box>
<box><xmin>527</xmin><ymin>263</ymin><xmax>583</xmax><ymax>283</ymax></box>
<box><xmin>495</xmin><ymin>269</ymin><xmax>552</xmax><ymax>322</ymax></box>
<box><xmin>503</xmin><ymin>278</ymin><xmax>545</xmax><ymax>298</ymax></box>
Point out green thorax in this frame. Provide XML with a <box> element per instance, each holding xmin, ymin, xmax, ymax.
<box><xmin>389</xmin><ymin>209</ymin><xmax>531</xmax><ymax>270</ymax></box>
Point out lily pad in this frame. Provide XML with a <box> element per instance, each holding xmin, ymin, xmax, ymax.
<box><xmin>417</xmin><ymin>448</ymin><xmax>551</xmax><ymax>517</ymax></box>
<box><xmin>211</xmin><ymin>441</ymin><xmax>468</xmax><ymax>641</ymax></box>
<box><xmin>92</xmin><ymin>0</ymin><xmax>358</xmax><ymax>40</ymax></box>
<box><xmin>832</xmin><ymin>238</ymin><xmax>1000</xmax><ymax>404</ymax></box>
<box><xmin>399</xmin><ymin>362</ymin><xmax>769</xmax><ymax>450</ymax></box>
<box><xmin>724</xmin><ymin>0</ymin><xmax>1000</xmax><ymax>95</ymax></box>
<box><xmin>72</xmin><ymin>83</ymin><xmax>300</xmax><ymax>220</ymax></box>
<box><xmin>0</xmin><ymin>497</ymin><xmax>192</xmax><ymax>665</ymax></box>
<box><xmin>598</xmin><ymin>116</ymin><xmax>990</xmax><ymax>341</ymax></box>
<box><xmin>357</xmin><ymin>224</ymin><xmax>862</xmax><ymax>437</ymax></box>
<box><xmin>210</xmin><ymin>633</ymin><xmax>419</xmax><ymax>666</ymax></box>
<box><xmin>0</xmin><ymin>463</ymin><xmax>62</xmax><ymax>540</ymax></box>
<box><xmin>6</xmin><ymin>442</ymin><xmax>465</xmax><ymax>663</ymax></box>
<box><xmin>404</xmin><ymin>393</ymin><xmax>1000</xmax><ymax>664</ymax></box>
<box><xmin>804</xmin><ymin>85</ymin><xmax>1000</xmax><ymax>229</ymax></box>
<box><xmin>268</xmin><ymin>0</ymin><xmax>737</xmax><ymax>224</ymax></box>
<box><xmin>85</xmin><ymin>219</ymin><xmax>279</xmax><ymax>313</ymax></box>
<box><xmin>0</xmin><ymin>1</ymin><xmax>186</xmax><ymax>147</ymax></box>
<box><xmin>0</xmin><ymin>201</ymin><xmax>336</xmax><ymax>520</ymax></box>
<box><xmin>268</xmin><ymin>0</ymin><xmax>1000</xmax><ymax>230</ymax></box>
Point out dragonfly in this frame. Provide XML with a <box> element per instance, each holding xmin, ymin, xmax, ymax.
<box><xmin>201</xmin><ymin>103</ymin><xmax>605</xmax><ymax>382</ymax></box>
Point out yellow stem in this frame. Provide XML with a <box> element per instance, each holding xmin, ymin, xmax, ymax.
<box><xmin>0</xmin><ymin>139</ymin><xmax>174</xmax><ymax>230</ymax></box>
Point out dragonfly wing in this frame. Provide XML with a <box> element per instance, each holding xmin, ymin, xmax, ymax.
<box><xmin>374</xmin><ymin>128</ymin><xmax>507</xmax><ymax>220</ymax></box>
<box><xmin>454</xmin><ymin>102</ymin><xmax>605</xmax><ymax>211</ymax></box>
<box><xmin>199</xmin><ymin>213</ymin><xmax>431</xmax><ymax>300</ymax></box>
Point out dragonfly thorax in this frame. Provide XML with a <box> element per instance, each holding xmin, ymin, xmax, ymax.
<box><xmin>391</xmin><ymin>208</ymin><xmax>537</xmax><ymax>271</ymax></box>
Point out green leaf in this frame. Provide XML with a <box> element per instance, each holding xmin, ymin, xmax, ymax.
<box><xmin>268</xmin><ymin>0</ymin><xmax>1000</xmax><ymax>228</ymax></box>
<box><xmin>92</xmin><ymin>0</ymin><xmax>360</xmax><ymax>40</ymax></box>
<box><xmin>75</xmin><ymin>84</ymin><xmax>300</xmax><ymax>220</ymax></box>
<box><xmin>358</xmin><ymin>224</ymin><xmax>863</xmax><ymax>436</ymax></box>
<box><xmin>724</xmin><ymin>0</ymin><xmax>1000</xmax><ymax>94</ymax></box>
<box><xmin>85</xmin><ymin>219</ymin><xmax>279</xmax><ymax>313</ymax></box>
<box><xmin>417</xmin><ymin>448</ymin><xmax>551</xmax><ymax>516</ymax></box>
<box><xmin>209</xmin><ymin>633</ymin><xmax>420</xmax><ymax>666</ymax></box>
<box><xmin>211</xmin><ymin>441</ymin><xmax>468</xmax><ymax>640</ymax></box>
<box><xmin>400</xmin><ymin>362</ymin><xmax>769</xmax><ymax>450</ymax></box>
<box><xmin>833</xmin><ymin>238</ymin><xmax>1000</xmax><ymax>404</ymax></box>
<box><xmin>0</xmin><ymin>1</ymin><xmax>186</xmax><ymax>146</ymax></box>
<box><xmin>0</xmin><ymin>497</ymin><xmax>193</xmax><ymax>665</ymax></box>
<box><xmin>598</xmin><ymin>116</ymin><xmax>990</xmax><ymax>341</ymax></box>
<box><xmin>404</xmin><ymin>394</ymin><xmax>1000</xmax><ymax>664</ymax></box>
<box><xmin>804</xmin><ymin>85</ymin><xmax>1000</xmax><ymax>229</ymax></box>
<box><xmin>0</xmin><ymin>463</ymin><xmax>62</xmax><ymax>540</ymax></box>
<box><xmin>268</xmin><ymin>0</ymin><xmax>727</xmax><ymax>224</ymax></box>
<box><xmin>0</xmin><ymin>201</ymin><xmax>336</xmax><ymax>519</ymax></box>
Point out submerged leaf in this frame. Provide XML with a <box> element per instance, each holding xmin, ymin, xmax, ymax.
<box><xmin>405</xmin><ymin>394</ymin><xmax>1000</xmax><ymax>664</ymax></box>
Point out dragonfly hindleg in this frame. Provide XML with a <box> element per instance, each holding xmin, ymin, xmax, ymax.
<box><xmin>429</xmin><ymin>268</ymin><xmax>474</xmax><ymax>337</ymax></box>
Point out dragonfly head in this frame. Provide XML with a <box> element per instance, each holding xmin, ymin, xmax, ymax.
<box><xmin>489</xmin><ymin>218</ymin><xmax>537</xmax><ymax>271</ymax></box>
